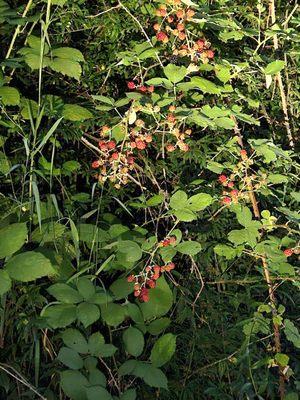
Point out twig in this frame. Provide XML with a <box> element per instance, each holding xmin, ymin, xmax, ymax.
<box><xmin>269</xmin><ymin>0</ymin><xmax>295</xmax><ymax>148</ymax></box>
<box><xmin>0</xmin><ymin>364</ymin><xmax>46</xmax><ymax>400</ymax></box>
<box><xmin>87</xmin><ymin>4</ymin><xmax>121</xmax><ymax>18</ymax></box>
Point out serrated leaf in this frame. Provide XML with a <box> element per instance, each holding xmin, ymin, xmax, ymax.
<box><xmin>77</xmin><ymin>302</ymin><xmax>100</xmax><ymax>328</ymax></box>
<box><xmin>63</xmin><ymin>104</ymin><xmax>93</xmax><ymax>121</ymax></box>
<box><xmin>52</xmin><ymin>47</ymin><xmax>84</xmax><ymax>61</ymax></box>
<box><xmin>140</xmin><ymin>276</ymin><xmax>173</xmax><ymax>320</ymax></box>
<box><xmin>101</xmin><ymin>303</ymin><xmax>126</xmax><ymax>326</ymax></box>
<box><xmin>57</xmin><ymin>347</ymin><xmax>83</xmax><ymax>370</ymax></box>
<box><xmin>0</xmin><ymin>86</ymin><xmax>20</xmax><ymax>105</ymax></box>
<box><xmin>60</xmin><ymin>370</ymin><xmax>89</xmax><ymax>400</ymax></box>
<box><xmin>0</xmin><ymin>270</ymin><xmax>11</xmax><ymax>295</ymax></box>
<box><xmin>62</xmin><ymin>329</ymin><xmax>88</xmax><ymax>354</ymax></box>
<box><xmin>122</xmin><ymin>326</ymin><xmax>144</xmax><ymax>357</ymax></box>
<box><xmin>264</xmin><ymin>60</ymin><xmax>285</xmax><ymax>76</ymax></box>
<box><xmin>47</xmin><ymin>283</ymin><xmax>83</xmax><ymax>304</ymax></box>
<box><xmin>190</xmin><ymin>77</ymin><xmax>221</xmax><ymax>94</ymax></box>
<box><xmin>0</xmin><ymin>223</ymin><xmax>27</xmax><ymax>258</ymax></box>
<box><xmin>170</xmin><ymin>190</ymin><xmax>188</xmax><ymax>209</ymax></box>
<box><xmin>50</xmin><ymin>58</ymin><xmax>82</xmax><ymax>80</ymax></box>
<box><xmin>175</xmin><ymin>241</ymin><xmax>202</xmax><ymax>255</ymax></box>
<box><xmin>5</xmin><ymin>251</ymin><xmax>55</xmax><ymax>282</ymax></box>
<box><xmin>88</xmin><ymin>332</ymin><xmax>105</xmax><ymax>356</ymax></box>
<box><xmin>187</xmin><ymin>193</ymin><xmax>213</xmax><ymax>211</ymax></box>
<box><xmin>86</xmin><ymin>386</ymin><xmax>113</xmax><ymax>400</ymax></box>
<box><xmin>109</xmin><ymin>279</ymin><xmax>133</xmax><ymax>299</ymax></box>
<box><xmin>284</xmin><ymin>319</ymin><xmax>300</xmax><ymax>348</ymax></box>
<box><xmin>44</xmin><ymin>304</ymin><xmax>77</xmax><ymax>329</ymax></box>
<box><xmin>163</xmin><ymin>64</ymin><xmax>187</xmax><ymax>83</ymax></box>
<box><xmin>147</xmin><ymin>318</ymin><xmax>171</xmax><ymax>335</ymax></box>
<box><xmin>76</xmin><ymin>277</ymin><xmax>95</xmax><ymax>301</ymax></box>
<box><xmin>150</xmin><ymin>333</ymin><xmax>176</xmax><ymax>367</ymax></box>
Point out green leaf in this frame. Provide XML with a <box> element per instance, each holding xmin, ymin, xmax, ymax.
<box><xmin>5</xmin><ymin>251</ymin><xmax>55</xmax><ymax>282</ymax></box>
<box><xmin>96</xmin><ymin>344</ymin><xmax>117</xmax><ymax>357</ymax></box>
<box><xmin>175</xmin><ymin>241</ymin><xmax>202</xmax><ymax>255</ymax></box>
<box><xmin>63</xmin><ymin>160</ymin><xmax>81</xmax><ymax>173</ymax></box>
<box><xmin>150</xmin><ymin>333</ymin><xmax>176</xmax><ymax>367</ymax></box>
<box><xmin>284</xmin><ymin>393</ymin><xmax>299</xmax><ymax>400</ymax></box>
<box><xmin>142</xmin><ymin>365</ymin><xmax>168</xmax><ymax>389</ymax></box>
<box><xmin>86</xmin><ymin>386</ymin><xmax>113</xmax><ymax>400</ymax></box>
<box><xmin>24</xmin><ymin>35</ymin><xmax>49</xmax><ymax>54</ymax></box>
<box><xmin>284</xmin><ymin>319</ymin><xmax>300</xmax><ymax>348</ymax></box>
<box><xmin>123</xmin><ymin>326</ymin><xmax>144</xmax><ymax>357</ymax></box>
<box><xmin>24</xmin><ymin>53</ymin><xmax>51</xmax><ymax>70</ymax></box>
<box><xmin>78</xmin><ymin>224</ymin><xmax>109</xmax><ymax>243</ymax></box>
<box><xmin>214</xmin><ymin>117</ymin><xmax>235</xmax><ymax>129</ymax></box>
<box><xmin>63</xmin><ymin>104</ymin><xmax>93</xmax><ymax>121</ymax></box>
<box><xmin>50</xmin><ymin>58</ymin><xmax>82</xmax><ymax>80</ymax></box>
<box><xmin>89</xmin><ymin>369</ymin><xmax>106</xmax><ymax>386</ymax></box>
<box><xmin>101</xmin><ymin>303</ymin><xmax>126</xmax><ymax>326</ymax></box>
<box><xmin>0</xmin><ymin>223</ymin><xmax>27</xmax><ymax>258</ymax></box>
<box><xmin>147</xmin><ymin>318</ymin><xmax>171</xmax><ymax>335</ymax></box>
<box><xmin>267</xmin><ymin>174</ymin><xmax>288</xmax><ymax>184</ymax></box>
<box><xmin>60</xmin><ymin>370</ymin><xmax>89</xmax><ymax>400</ymax></box>
<box><xmin>126</xmin><ymin>303</ymin><xmax>144</xmax><ymax>324</ymax></box>
<box><xmin>235</xmin><ymin>206</ymin><xmax>253</xmax><ymax>227</ymax></box>
<box><xmin>206</xmin><ymin>161</ymin><xmax>224</xmax><ymax>174</ymax></box>
<box><xmin>77</xmin><ymin>303</ymin><xmax>100</xmax><ymax>328</ymax></box>
<box><xmin>47</xmin><ymin>283</ymin><xmax>83</xmax><ymax>304</ymax></box>
<box><xmin>190</xmin><ymin>77</ymin><xmax>221</xmax><ymax>94</ymax></box>
<box><xmin>119</xmin><ymin>389</ymin><xmax>137</xmax><ymax>400</ymax></box>
<box><xmin>62</xmin><ymin>329</ymin><xmax>88</xmax><ymax>354</ymax></box>
<box><xmin>109</xmin><ymin>279</ymin><xmax>133</xmax><ymax>299</ymax></box>
<box><xmin>187</xmin><ymin>193</ymin><xmax>213</xmax><ymax>211</ymax></box>
<box><xmin>57</xmin><ymin>347</ymin><xmax>83</xmax><ymax>370</ymax></box>
<box><xmin>0</xmin><ymin>270</ymin><xmax>11</xmax><ymax>295</ymax></box>
<box><xmin>0</xmin><ymin>86</ymin><xmax>20</xmax><ymax>105</ymax></box>
<box><xmin>0</xmin><ymin>151</ymin><xmax>10</xmax><ymax>174</ymax></box>
<box><xmin>117</xmin><ymin>241</ymin><xmax>142</xmax><ymax>263</ymax></box>
<box><xmin>264</xmin><ymin>60</ymin><xmax>285</xmax><ymax>76</ymax></box>
<box><xmin>146</xmin><ymin>194</ymin><xmax>164</xmax><ymax>207</ymax></box>
<box><xmin>228</xmin><ymin>227</ymin><xmax>260</xmax><ymax>248</ymax></box>
<box><xmin>170</xmin><ymin>190</ymin><xmax>188</xmax><ymax>209</ymax></box>
<box><xmin>118</xmin><ymin>360</ymin><xmax>138</xmax><ymax>376</ymax></box>
<box><xmin>88</xmin><ymin>332</ymin><xmax>105</xmax><ymax>356</ymax></box>
<box><xmin>215</xmin><ymin>65</ymin><xmax>231</xmax><ymax>83</ymax></box>
<box><xmin>44</xmin><ymin>304</ymin><xmax>77</xmax><ymax>328</ymax></box>
<box><xmin>173</xmin><ymin>209</ymin><xmax>196</xmax><ymax>222</ymax></box>
<box><xmin>214</xmin><ymin>244</ymin><xmax>237</xmax><ymax>260</ymax></box>
<box><xmin>140</xmin><ymin>276</ymin><xmax>173</xmax><ymax>320</ymax></box>
<box><xmin>52</xmin><ymin>47</ymin><xmax>84</xmax><ymax>61</ymax></box>
<box><xmin>274</xmin><ymin>353</ymin><xmax>289</xmax><ymax>367</ymax></box>
<box><xmin>163</xmin><ymin>64</ymin><xmax>187</xmax><ymax>83</ymax></box>
<box><xmin>76</xmin><ymin>277</ymin><xmax>95</xmax><ymax>301</ymax></box>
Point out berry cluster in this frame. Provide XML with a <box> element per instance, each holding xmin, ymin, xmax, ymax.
<box><xmin>218</xmin><ymin>174</ymin><xmax>240</xmax><ymax>205</ymax></box>
<box><xmin>127</xmin><ymin>263</ymin><xmax>175</xmax><ymax>302</ymax></box>
<box><xmin>283</xmin><ymin>248</ymin><xmax>294</xmax><ymax>257</ymax></box>
<box><xmin>218</xmin><ymin>149</ymin><xmax>268</xmax><ymax>206</ymax></box>
<box><xmin>154</xmin><ymin>2</ymin><xmax>195</xmax><ymax>44</ymax></box>
<box><xmin>91</xmin><ymin>126</ymin><xmax>135</xmax><ymax>188</ymax></box>
<box><xmin>158</xmin><ymin>236</ymin><xmax>176</xmax><ymax>247</ymax></box>
<box><xmin>127</xmin><ymin>81</ymin><xmax>154</xmax><ymax>93</ymax></box>
<box><xmin>129</xmin><ymin>119</ymin><xmax>153</xmax><ymax>151</ymax></box>
<box><xmin>153</xmin><ymin>1</ymin><xmax>214</xmax><ymax>63</ymax></box>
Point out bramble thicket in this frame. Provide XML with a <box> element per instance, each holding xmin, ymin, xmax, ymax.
<box><xmin>0</xmin><ymin>0</ymin><xmax>299</xmax><ymax>399</ymax></box>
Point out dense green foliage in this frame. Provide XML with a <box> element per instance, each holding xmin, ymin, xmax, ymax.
<box><xmin>0</xmin><ymin>0</ymin><xmax>299</xmax><ymax>399</ymax></box>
